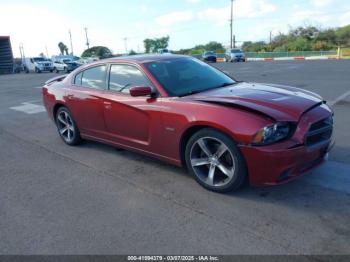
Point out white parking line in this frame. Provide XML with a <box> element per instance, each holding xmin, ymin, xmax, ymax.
<box><xmin>10</xmin><ymin>102</ymin><xmax>45</xmax><ymax>114</ymax></box>
<box><xmin>329</xmin><ymin>89</ymin><xmax>350</xmax><ymax>106</ymax></box>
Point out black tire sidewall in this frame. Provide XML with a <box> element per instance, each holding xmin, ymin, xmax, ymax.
<box><xmin>55</xmin><ymin>107</ymin><xmax>81</xmax><ymax>146</ymax></box>
<box><xmin>185</xmin><ymin>128</ymin><xmax>247</xmax><ymax>193</ymax></box>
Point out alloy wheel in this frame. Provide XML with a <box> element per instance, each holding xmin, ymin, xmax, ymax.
<box><xmin>57</xmin><ymin>110</ymin><xmax>75</xmax><ymax>143</ymax></box>
<box><xmin>190</xmin><ymin>137</ymin><xmax>236</xmax><ymax>187</ymax></box>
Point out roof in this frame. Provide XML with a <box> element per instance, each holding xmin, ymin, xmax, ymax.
<box><xmin>104</xmin><ymin>54</ymin><xmax>189</xmax><ymax>64</ymax></box>
<box><xmin>0</xmin><ymin>36</ymin><xmax>10</xmax><ymax>40</ymax></box>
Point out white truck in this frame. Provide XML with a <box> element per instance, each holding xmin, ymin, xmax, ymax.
<box><xmin>24</xmin><ymin>57</ymin><xmax>54</xmax><ymax>73</ymax></box>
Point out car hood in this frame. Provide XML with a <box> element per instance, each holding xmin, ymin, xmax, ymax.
<box><xmin>186</xmin><ymin>82</ymin><xmax>324</xmax><ymax>121</ymax></box>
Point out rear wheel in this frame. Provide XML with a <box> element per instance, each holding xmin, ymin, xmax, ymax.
<box><xmin>55</xmin><ymin>107</ymin><xmax>82</xmax><ymax>145</ymax></box>
<box><xmin>185</xmin><ymin>128</ymin><xmax>247</xmax><ymax>193</ymax></box>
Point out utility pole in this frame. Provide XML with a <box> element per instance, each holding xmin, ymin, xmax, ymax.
<box><xmin>19</xmin><ymin>45</ymin><xmax>23</xmax><ymax>61</ymax></box>
<box><xmin>20</xmin><ymin>44</ymin><xmax>25</xmax><ymax>59</ymax></box>
<box><xmin>123</xmin><ymin>37</ymin><xmax>128</xmax><ymax>54</ymax></box>
<box><xmin>45</xmin><ymin>46</ymin><xmax>49</xmax><ymax>58</ymax></box>
<box><xmin>69</xmin><ymin>29</ymin><xmax>74</xmax><ymax>55</ymax></box>
<box><xmin>230</xmin><ymin>0</ymin><xmax>234</xmax><ymax>49</ymax></box>
<box><xmin>269</xmin><ymin>31</ymin><xmax>272</xmax><ymax>44</ymax></box>
<box><xmin>84</xmin><ymin>27</ymin><xmax>90</xmax><ymax>49</ymax></box>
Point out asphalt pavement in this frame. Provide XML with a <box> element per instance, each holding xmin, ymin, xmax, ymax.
<box><xmin>0</xmin><ymin>60</ymin><xmax>349</xmax><ymax>254</ymax></box>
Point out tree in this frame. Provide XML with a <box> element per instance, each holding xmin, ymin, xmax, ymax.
<box><xmin>128</xmin><ymin>50</ymin><xmax>137</xmax><ymax>55</ymax></box>
<box><xmin>58</xmin><ymin>42</ymin><xmax>69</xmax><ymax>55</ymax></box>
<box><xmin>335</xmin><ymin>25</ymin><xmax>350</xmax><ymax>46</ymax></box>
<box><xmin>81</xmin><ymin>46</ymin><xmax>113</xmax><ymax>59</ymax></box>
<box><xmin>143</xmin><ymin>36</ymin><xmax>169</xmax><ymax>53</ymax></box>
<box><xmin>204</xmin><ymin>41</ymin><xmax>225</xmax><ymax>52</ymax></box>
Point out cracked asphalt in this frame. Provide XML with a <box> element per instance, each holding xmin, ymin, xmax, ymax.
<box><xmin>0</xmin><ymin>60</ymin><xmax>349</xmax><ymax>254</ymax></box>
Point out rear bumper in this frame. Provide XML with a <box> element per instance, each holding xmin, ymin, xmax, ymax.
<box><xmin>204</xmin><ymin>57</ymin><xmax>217</xmax><ymax>62</ymax></box>
<box><xmin>239</xmin><ymin>139</ymin><xmax>334</xmax><ymax>186</ymax></box>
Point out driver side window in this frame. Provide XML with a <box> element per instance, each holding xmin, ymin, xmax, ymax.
<box><xmin>109</xmin><ymin>64</ymin><xmax>152</xmax><ymax>94</ymax></box>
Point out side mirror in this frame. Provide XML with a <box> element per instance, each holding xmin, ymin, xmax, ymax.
<box><xmin>129</xmin><ymin>86</ymin><xmax>153</xmax><ymax>97</ymax></box>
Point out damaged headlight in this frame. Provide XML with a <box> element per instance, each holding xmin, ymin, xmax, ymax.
<box><xmin>252</xmin><ymin>122</ymin><xmax>291</xmax><ymax>145</ymax></box>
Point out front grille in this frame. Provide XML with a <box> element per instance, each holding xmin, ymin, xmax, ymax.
<box><xmin>306</xmin><ymin>116</ymin><xmax>333</xmax><ymax>146</ymax></box>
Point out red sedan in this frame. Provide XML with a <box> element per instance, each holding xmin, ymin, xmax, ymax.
<box><xmin>42</xmin><ymin>55</ymin><xmax>334</xmax><ymax>192</ymax></box>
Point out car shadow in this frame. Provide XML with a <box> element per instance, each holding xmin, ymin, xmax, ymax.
<box><xmin>76</xmin><ymin>140</ymin><xmax>349</xmax><ymax>215</ymax></box>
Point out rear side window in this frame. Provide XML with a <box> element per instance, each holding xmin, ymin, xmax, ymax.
<box><xmin>81</xmin><ymin>65</ymin><xmax>107</xmax><ymax>89</ymax></box>
<box><xmin>74</xmin><ymin>72</ymin><xmax>83</xmax><ymax>85</ymax></box>
<box><xmin>109</xmin><ymin>64</ymin><xmax>152</xmax><ymax>93</ymax></box>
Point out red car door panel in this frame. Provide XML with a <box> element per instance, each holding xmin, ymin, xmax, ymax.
<box><xmin>102</xmin><ymin>93</ymin><xmax>151</xmax><ymax>144</ymax></box>
<box><xmin>65</xmin><ymin>86</ymin><xmax>106</xmax><ymax>137</ymax></box>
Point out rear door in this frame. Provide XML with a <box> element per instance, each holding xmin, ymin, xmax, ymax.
<box><xmin>65</xmin><ymin>64</ymin><xmax>108</xmax><ymax>137</ymax></box>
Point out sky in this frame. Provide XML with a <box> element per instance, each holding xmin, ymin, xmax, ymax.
<box><xmin>0</xmin><ymin>0</ymin><xmax>349</xmax><ymax>57</ymax></box>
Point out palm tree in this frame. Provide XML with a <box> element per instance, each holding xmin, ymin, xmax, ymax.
<box><xmin>58</xmin><ymin>42</ymin><xmax>69</xmax><ymax>55</ymax></box>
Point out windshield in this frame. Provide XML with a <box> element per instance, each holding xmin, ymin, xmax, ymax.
<box><xmin>231</xmin><ymin>49</ymin><xmax>242</xmax><ymax>53</ymax></box>
<box><xmin>145</xmin><ymin>57</ymin><xmax>235</xmax><ymax>97</ymax></box>
<box><xmin>33</xmin><ymin>57</ymin><xmax>47</xmax><ymax>62</ymax></box>
<box><xmin>205</xmin><ymin>51</ymin><xmax>215</xmax><ymax>55</ymax></box>
<box><xmin>63</xmin><ymin>59</ymin><xmax>72</xmax><ymax>63</ymax></box>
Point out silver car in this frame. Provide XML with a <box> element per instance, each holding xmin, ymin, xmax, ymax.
<box><xmin>225</xmin><ymin>48</ymin><xmax>246</xmax><ymax>62</ymax></box>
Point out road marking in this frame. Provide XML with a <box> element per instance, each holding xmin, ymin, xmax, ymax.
<box><xmin>329</xmin><ymin>89</ymin><xmax>350</xmax><ymax>106</ymax></box>
<box><xmin>303</xmin><ymin>161</ymin><xmax>350</xmax><ymax>194</ymax></box>
<box><xmin>10</xmin><ymin>102</ymin><xmax>45</xmax><ymax>114</ymax></box>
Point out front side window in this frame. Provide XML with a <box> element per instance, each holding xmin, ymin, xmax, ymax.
<box><xmin>81</xmin><ymin>65</ymin><xmax>107</xmax><ymax>89</ymax></box>
<box><xmin>109</xmin><ymin>64</ymin><xmax>152</xmax><ymax>93</ymax></box>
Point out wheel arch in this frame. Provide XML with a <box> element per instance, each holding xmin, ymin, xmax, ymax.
<box><xmin>53</xmin><ymin>103</ymin><xmax>66</xmax><ymax>119</ymax></box>
<box><xmin>179</xmin><ymin>123</ymin><xmax>238</xmax><ymax>168</ymax></box>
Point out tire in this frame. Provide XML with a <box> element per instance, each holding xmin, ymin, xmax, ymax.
<box><xmin>54</xmin><ymin>67</ymin><xmax>59</xmax><ymax>73</ymax></box>
<box><xmin>50</xmin><ymin>69</ymin><xmax>53</xmax><ymax>73</ymax></box>
<box><xmin>185</xmin><ymin>128</ymin><xmax>247</xmax><ymax>193</ymax></box>
<box><xmin>55</xmin><ymin>107</ymin><xmax>82</xmax><ymax>146</ymax></box>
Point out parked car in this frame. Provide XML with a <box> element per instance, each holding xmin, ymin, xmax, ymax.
<box><xmin>225</xmin><ymin>48</ymin><xmax>246</xmax><ymax>62</ymax></box>
<box><xmin>158</xmin><ymin>48</ymin><xmax>172</xmax><ymax>54</ymax></box>
<box><xmin>202</xmin><ymin>51</ymin><xmax>217</xmax><ymax>63</ymax></box>
<box><xmin>24</xmin><ymin>57</ymin><xmax>54</xmax><ymax>73</ymax></box>
<box><xmin>42</xmin><ymin>55</ymin><xmax>333</xmax><ymax>193</ymax></box>
<box><xmin>53</xmin><ymin>59</ymin><xmax>81</xmax><ymax>73</ymax></box>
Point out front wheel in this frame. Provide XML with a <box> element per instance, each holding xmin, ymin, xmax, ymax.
<box><xmin>185</xmin><ymin>128</ymin><xmax>247</xmax><ymax>193</ymax></box>
<box><xmin>55</xmin><ymin>107</ymin><xmax>82</xmax><ymax>146</ymax></box>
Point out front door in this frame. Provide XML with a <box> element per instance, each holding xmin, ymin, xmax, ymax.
<box><xmin>102</xmin><ymin>63</ymin><xmax>161</xmax><ymax>150</ymax></box>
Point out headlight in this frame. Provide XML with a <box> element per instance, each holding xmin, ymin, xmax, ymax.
<box><xmin>252</xmin><ymin>122</ymin><xmax>291</xmax><ymax>145</ymax></box>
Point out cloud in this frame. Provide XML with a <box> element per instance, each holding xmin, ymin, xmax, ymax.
<box><xmin>187</xmin><ymin>0</ymin><xmax>201</xmax><ymax>3</ymax></box>
<box><xmin>290</xmin><ymin>10</ymin><xmax>332</xmax><ymax>25</ymax></box>
<box><xmin>310</xmin><ymin>0</ymin><xmax>334</xmax><ymax>7</ymax></box>
<box><xmin>197</xmin><ymin>0</ymin><xmax>276</xmax><ymax>26</ymax></box>
<box><xmin>155</xmin><ymin>10</ymin><xmax>194</xmax><ymax>26</ymax></box>
<box><xmin>339</xmin><ymin>10</ymin><xmax>350</xmax><ymax>26</ymax></box>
